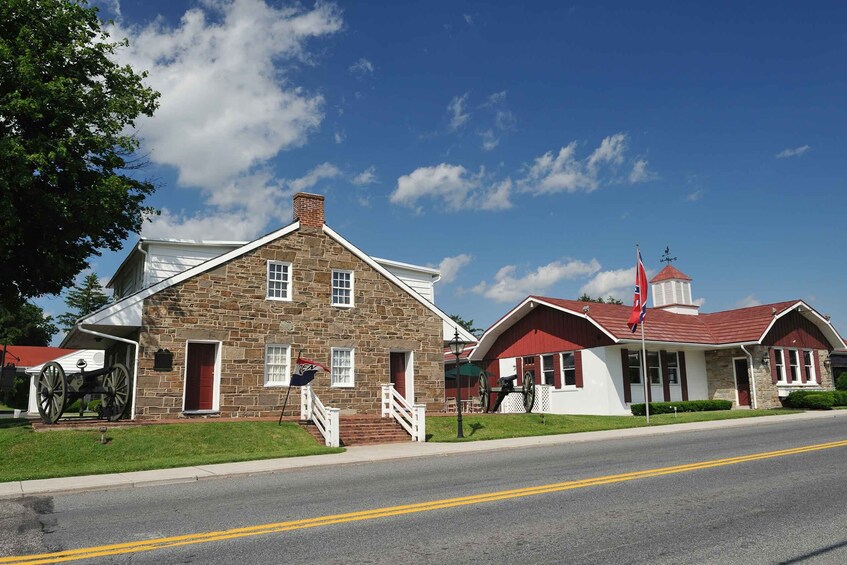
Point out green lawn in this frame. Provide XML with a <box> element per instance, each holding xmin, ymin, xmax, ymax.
<box><xmin>0</xmin><ymin>420</ymin><xmax>343</xmax><ymax>482</ymax></box>
<box><xmin>426</xmin><ymin>409</ymin><xmax>803</xmax><ymax>442</ymax></box>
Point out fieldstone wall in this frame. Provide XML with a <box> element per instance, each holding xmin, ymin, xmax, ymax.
<box><xmin>133</xmin><ymin>226</ymin><xmax>444</xmax><ymax>420</ymax></box>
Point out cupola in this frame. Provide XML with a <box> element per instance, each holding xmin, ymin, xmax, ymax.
<box><xmin>650</xmin><ymin>264</ymin><xmax>699</xmax><ymax>315</ymax></box>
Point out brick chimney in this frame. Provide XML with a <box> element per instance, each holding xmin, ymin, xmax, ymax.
<box><xmin>293</xmin><ymin>192</ymin><xmax>325</xmax><ymax>228</ymax></box>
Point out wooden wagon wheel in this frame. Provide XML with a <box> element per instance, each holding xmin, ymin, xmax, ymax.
<box><xmin>522</xmin><ymin>371</ymin><xmax>536</xmax><ymax>413</ymax></box>
<box><xmin>36</xmin><ymin>362</ymin><xmax>67</xmax><ymax>424</ymax></box>
<box><xmin>478</xmin><ymin>372</ymin><xmax>491</xmax><ymax>413</ymax></box>
<box><xmin>101</xmin><ymin>364</ymin><xmax>131</xmax><ymax>422</ymax></box>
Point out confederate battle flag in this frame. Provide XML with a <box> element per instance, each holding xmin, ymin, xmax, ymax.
<box><xmin>626</xmin><ymin>249</ymin><xmax>649</xmax><ymax>332</ymax></box>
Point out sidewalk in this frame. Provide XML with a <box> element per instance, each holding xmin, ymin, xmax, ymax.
<box><xmin>1</xmin><ymin>410</ymin><xmax>844</xmax><ymax>499</ymax></box>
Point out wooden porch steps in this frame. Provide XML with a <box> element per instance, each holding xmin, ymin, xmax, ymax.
<box><xmin>299</xmin><ymin>416</ymin><xmax>411</xmax><ymax>446</ymax></box>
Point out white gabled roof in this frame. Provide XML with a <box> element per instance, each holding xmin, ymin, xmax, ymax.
<box><xmin>70</xmin><ymin>220</ymin><xmax>476</xmax><ymax>344</ymax></box>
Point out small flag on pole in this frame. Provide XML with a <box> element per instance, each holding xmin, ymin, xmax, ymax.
<box><xmin>289</xmin><ymin>357</ymin><xmax>330</xmax><ymax>387</ymax></box>
<box><xmin>627</xmin><ymin>249</ymin><xmax>648</xmax><ymax>333</ymax></box>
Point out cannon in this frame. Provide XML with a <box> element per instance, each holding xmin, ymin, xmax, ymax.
<box><xmin>35</xmin><ymin>359</ymin><xmax>131</xmax><ymax>424</ymax></box>
<box><xmin>477</xmin><ymin>371</ymin><xmax>535</xmax><ymax>413</ymax></box>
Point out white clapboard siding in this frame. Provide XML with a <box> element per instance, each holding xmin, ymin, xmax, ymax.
<box><xmin>146</xmin><ymin>243</ymin><xmax>242</xmax><ymax>285</ymax></box>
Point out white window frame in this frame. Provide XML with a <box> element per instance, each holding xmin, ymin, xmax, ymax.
<box><xmin>803</xmin><ymin>350</ymin><xmax>816</xmax><ymax>383</ymax></box>
<box><xmin>774</xmin><ymin>348</ymin><xmax>786</xmax><ymax>383</ymax></box>
<box><xmin>628</xmin><ymin>352</ymin><xmax>642</xmax><ymax>385</ymax></box>
<box><xmin>331</xmin><ymin>269</ymin><xmax>355</xmax><ymax>307</ymax></box>
<box><xmin>267</xmin><ymin>260</ymin><xmax>292</xmax><ymax>301</ymax></box>
<box><xmin>560</xmin><ymin>352</ymin><xmax>577</xmax><ymax>389</ymax></box>
<box><xmin>647</xmin><ymin>351</ymin><xmax>662</xmax><ymax>385</ymax></box>
<box><xmin>788</xmin><ymin>349</ymin><xmax>800</xmax><ymax>383</ymax></box>
<box><xmin>331</xmin><ymin>347</ymin><xmax>355</xmax><ymax>388</ymax></box>
<box><xmin>541</xmin><ymin>354</ymin><xmax>555</xmax><ymax>386</ymax></box>
<box><xmin>666</xmin><ymin>352</ymin><xmax>680</xmax><ymax>385</ymax></box>
<box><xmin>264</xmin><ymin>344</ymin><xmax>291</xmax><ymax>387</ymax></box>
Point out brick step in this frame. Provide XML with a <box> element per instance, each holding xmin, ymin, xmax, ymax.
<box><xmin>299</xmin><ymin>417</ymin><xmax>411</xmax><ymax>446</ymax></box>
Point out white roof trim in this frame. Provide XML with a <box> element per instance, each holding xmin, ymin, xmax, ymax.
<box><xmin>77</xmin><ymin>222</ymin><xmax>302</xmax><ymax>327</ymax></box>
<box><xmin>758</xmin><ymin>301</ymin><xmax>847</xmax><ymax>350</ymax></box>
<box><xmin>322</xmin><ymin>225</ymin><xmax>476</xmax><ymax>343</ymax></box>
<box><xmin>371</xmin><ymin>257</ymin><xmax>441</xmax><ymax>277</ymax></box>
<box><xmin>469</xmin><ymin>297</ymin><xmax>619</xmax><ymax>361</ymax></box>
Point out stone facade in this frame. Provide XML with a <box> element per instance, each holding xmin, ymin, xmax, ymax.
<box><xmin>705</xmin><ymin>346</ymin><xmax>833</xmax><ymax>409</ymax></box>
<box><xmin>130</xmin><ymin>225</ymin><xmax>444</xmax><ymax>420</ymax></box>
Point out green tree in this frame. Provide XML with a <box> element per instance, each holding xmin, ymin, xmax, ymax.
<box><xmin>577</xmin><ymin>293</ymin><xmax>623</xmax><ymax>305</ymax></box>
<box><xmin>0</xmin><ymin>0</ymin><xmax>160</xmax><ymax>309</ymax></box>
<box><xmin>0</xmin><ymin>298</ymin><xmax>58</xmax><ymax>345</ymax></box>
<box><xmin>450</xmin><ymin>314</ymin><xmax>484</xmax><ymax>338</ymax></box>
<box><xmin>57</xmin><ymin>273</ymin><xmax>110</xmax><ymax>332</ymax></box>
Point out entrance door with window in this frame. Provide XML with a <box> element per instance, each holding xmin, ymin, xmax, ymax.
<box><xmin>734</xmin><ymin>358</ymin><xmax>751</xmax><ymax>407</ymax></box>
<box><xmin>185</xmin><ymin>343</ymin><xmax>216</xmax><ymax>411</ymax></box>
<box><xmin>390</xmin><ymin>352</ymin><xmax>407</xmax><ymax>400</ymax></box>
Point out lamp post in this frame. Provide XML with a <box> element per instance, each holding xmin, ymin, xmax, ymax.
<box><xmin>449</xmin><ymin>327</ymin><xmax>466</xmax><ymax>439</ymax></box>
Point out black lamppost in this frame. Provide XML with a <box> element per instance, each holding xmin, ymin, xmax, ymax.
<box><xmin>449</xmin><ymin>327</ymin><xmax>466</xmax><ymax>438</ymax></box>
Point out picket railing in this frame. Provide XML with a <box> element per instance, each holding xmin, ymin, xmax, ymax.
<box><xmin>300</xmin><ymin>385</ymin><xmax>340</xmax><ymax>447</ymax></box>
<box><xmin>381</xmin><ymin>384</ymin><xmax>425</xmax><ymax>442</ymax></box>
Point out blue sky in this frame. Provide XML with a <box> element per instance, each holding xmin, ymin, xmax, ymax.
<box><xmin>39</xmin><ymin>1</ymin><xmax>847</xmax><ymax>342</ymax></box>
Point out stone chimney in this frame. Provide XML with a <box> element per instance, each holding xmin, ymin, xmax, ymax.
<box><xmin>293</xmin><ymin>192</ymin><xmax>325</xmax><ymax>228</ymax></box>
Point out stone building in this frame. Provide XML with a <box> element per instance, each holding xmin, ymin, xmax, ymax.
<box><xmin>63</xmin><ymin>193</ymin><xmax>476</xmax><ymax>420</ymax></box>
<box><xmin>468</xmin><ymin>264</ymin><xmax>845</xmax><ymax>415</ymax></box>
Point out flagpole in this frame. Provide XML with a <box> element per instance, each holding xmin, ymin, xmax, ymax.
<box><xmin>637</xmin><ymin>245</ymin><xmax>650</xmax><ymax>425</ymax></box>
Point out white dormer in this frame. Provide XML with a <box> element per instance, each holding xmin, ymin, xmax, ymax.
<box><xmin>650</xmin><ymin>264</ymin><xmax>699</xmax><ymax>315</ymax></box>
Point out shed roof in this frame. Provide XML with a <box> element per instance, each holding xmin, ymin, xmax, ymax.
<box><xmin>1</xmin><ymin>346</ymin><xmax>78</xmax><ymax>368</ymax></box>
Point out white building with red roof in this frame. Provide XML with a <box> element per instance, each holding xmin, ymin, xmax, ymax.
<box><xmin>469</xmin><ymin>264</ymin><xmax>845</xmax><ymax>415</ymax></box>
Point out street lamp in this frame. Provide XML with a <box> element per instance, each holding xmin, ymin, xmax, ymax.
<box><xmin>449</xmin><ymin>327</ymin><xmax>466</xmax><ymax>439</ymax></box>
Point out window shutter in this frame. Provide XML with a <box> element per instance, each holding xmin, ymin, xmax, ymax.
<box><xmin>814</xmin><ymin>350</ymin><xmax>823</xmax><ymax>384</ymax></box>
<box><xmin>621</xmin><ymin>348</ymin><xmax>631</xmax><ymax>403</ymax></box>
<box><xmin>574</xmin><ymin>350</ymin><xmax>584</xmax><ymax>388</ymax></box>
<box><xmin>678</xmin><ymin>351</ymin><xmax>689</xmax><ymax>401</ymax></box>
<box><xmin>783</xmin><ymin>349</ymin><xmax>791</xmax><ymax>383</ymax></box>
<box><xmin>799</xmin><ymin>351</ymin><xmax>807</xmax><ymax>384</ymax></box>
<box><xmin>553</xmin><ymin>353</ymin><xmax>562</xmax><ymax>389</ymax></box>
<box><xmin>769</xmin><ymin>349</ymin><xmax>778</xmax><ymax>383</ymax></box>
<box><xmin>660</xmin><ymin>350</ymin><xmax>671</xmax><ymax>402</ymax></box>
<box><xmin>516</xmin><ymin>357</ymin><xmax>523</xmax><ymax>386</ymax></box>
<box><xmin>536</xmin><ymin>355</ymin><xmax>542</xmax><ymax>385</ymax></box>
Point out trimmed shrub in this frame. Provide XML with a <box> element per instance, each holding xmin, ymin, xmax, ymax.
<box><xmin>784</xmin><ymin>389</ymin><xmax>842</xmax><ymax>409</ymax></box>
<box><xmin>801</xmin><ymin>393</ymin><xmax>834</xmax><ymax>410</ymax></box>
<box><xmin>835</xmin><ymin>373</ymin><xmax>847</xmax><ymax>392</ymax></box>
<box><xmin>631</xmin><ymin>399</ymin><xmax>732</xmax><ymax>416</ymax></box>
<box><xmin>832</xmin><ymin>391</ymin><xmax>847</xmax><ymax>407</ymax></box>
<box><xmin>783</xmin><ymin>390</ymin><xmax>821</xmax><ymax>408</ymax></box>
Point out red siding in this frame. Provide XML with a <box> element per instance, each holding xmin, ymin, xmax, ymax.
<box><xmin>487</xmin><ymin>305</ymin><xmax>614</xmax><ymax>359</ymax></box>
<box><xmin>679</xmin><ymin>351</ymin><xmax>689</xmax><ymax>401</ymax></box>
<box><xmin>762</xmin><ymin>311</ymin><xmax>832</xmax><ymax>350</ymax></box>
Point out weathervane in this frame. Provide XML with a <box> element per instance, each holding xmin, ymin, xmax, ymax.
<box><xmin>660</xmin><ymin>246</ymin><xmax>677</xmax><ymax>266</ymax></box>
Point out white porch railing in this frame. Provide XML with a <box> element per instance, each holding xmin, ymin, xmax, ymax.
<box><xmin>499</xmin><ymin>384</ymin><xmax>552</xmax><ymax>414</ymax></box>
<box><xmin>381</xmin><ymin>384</ymin><xmax>426</xmax><ymax>442</ymax></box>
<box><xmin>300</xmin><ymin>385</ymin><xmax>340</xmax><ymax>448</ymax></box>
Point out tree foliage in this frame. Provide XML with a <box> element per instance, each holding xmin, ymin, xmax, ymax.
<box><xmin>450</xmin><ymin>314</ymin><xmax>484</xmax><ymax>338</ymax></box>
<box><xmin>577</xmin><ymin>293</ymin><xmax>624</xmax><ymax>305</ymax></box>
<box><xmin>57</xmin><ymin>273</ymin><xmax>110</xmax><ymax>332</ymax></box>
<box><xmin>0</xmin><ymin>298</ymin><xmax>58</xmax><ymax>345</ymax></box>
<box><xmin>0</xmin><ymin>0</ymin><xmax>160</xmax><ymax>308</ymax></box>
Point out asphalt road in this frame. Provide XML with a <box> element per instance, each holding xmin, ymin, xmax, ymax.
<box><xmin>3</xmin><ymin>416</ymin><xmax>847</xmax><ymax>564</ymax></box>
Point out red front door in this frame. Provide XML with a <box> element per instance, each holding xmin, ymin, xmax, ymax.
<box><xmin>390</xmin><ymin>352</ymin><xmax>406</xmax><ymax>399</ymax></box>
<box><xmin>734</xmin><ymin>358</ymin><xmax>751</xmax><ymax>407</ymax></box>
<box><xmin>186</xmin><ymin>343</ymin><xmax>216</xmax><ymax>411</ymax></box>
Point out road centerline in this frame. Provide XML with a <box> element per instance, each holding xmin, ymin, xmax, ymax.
<box><xmin>4</xmin><ymin>438</ymin><xmax>847</xmax><ymax>565</ymax></box>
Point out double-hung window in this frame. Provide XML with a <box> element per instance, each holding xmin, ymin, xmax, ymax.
<box><xmin>267</xmin><ymin>261</ymin><xmax>291</xmax><ymax>300</ymax></box>
<box><xmin>774</xmin><ymin>348</ymin><xmax>786</xmax><ymax>382</ymax></box>
<box><xmin>561</xmin><ymin>352</ymin><xmax>576</xmax><ymax>387</ymax></box>
<box><xmin>788</xmin><ymin>350</ymin><xmax>800</xmax><ymax>383</ymax></box>
<box><xmin>666</xmin><ymin>352</ymin><xmax>679</xmax><ymax>385</ymax></box>
<box><xmin>331</xmin><ymin>348</ymin><xmax>355</xmax><ymax>387</ymax></box>
<box><xmin>332</xmin><ymin>270</ymin><xmax>354</xmax><ymax>307</ymax></box>
<box><xmin>541</xmin><ymin>355</ymin><xmax>555</xmax><ymax>386</ymax></box>
<box><xmin>648</xmin><ymin>352</ymin><xmax>662</xmax><ymax>385</ymax></box>
<box><xmin>804</xmin><ymin>351</ymin><xmax>816</xmax><ymax>383</ymax></box>
<box><xmin>628</xmin><ymin>352</ymin><xmax>642</xmax><ymax>385</ymax></box>
<box><xmin>265</xmin><ymin>344</ymin><xmax>291</xmax><ymax>386</ymax></box>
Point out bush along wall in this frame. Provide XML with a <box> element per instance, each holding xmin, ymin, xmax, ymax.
<box><xmin>783</xmin><ymin>390</ymin><xmax>847</xmax><ymax>410</ymax></box>
<box><xmin>835</xmin><ymin>373</ymin><xmax>847</xmax><ymax>391</ymax></box>
<box><xmin>631</xmin><ymin>400</ymin><xmax>733</xmax><ymax>416</ymax></box>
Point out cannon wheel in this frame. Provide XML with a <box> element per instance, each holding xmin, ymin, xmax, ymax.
<box><xmin>36</xmin><ymin>362</ymin><xmax>67</xmax><ymax>424</ymax></box>
<box><xmin>478</xmin><ymin>372</ymin><xmax>491</xmax><ymax>413</ymax></box>
<box><xmin>101</xmin><ymin>364</ymin><xmax>131</xmax><ymax>422</ymax></box>
<box><xmin>522</xmin><ymin>371</ymin><xmax>536</xmax><ymax>413</ymax></box>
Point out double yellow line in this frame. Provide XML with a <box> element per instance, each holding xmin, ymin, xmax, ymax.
<box><xmin>5</xmin><ymin>438</ymin><xmax>847</xmax><ymax>564</ymax></box>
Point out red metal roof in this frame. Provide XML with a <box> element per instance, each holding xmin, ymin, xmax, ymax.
<box><xmin>1</xmin><ymin>346</ymin><xmax>78</xmax><ymax>368</ymax></box>
<box><xmin>649</xmin><ymin>265</ymin><xmax>692</xmax><ymax>283</ymax></box>
<box><xmin>531</xmin><ymin>296</ymin><xmax>802</xmax><ymax>345</ymax></box>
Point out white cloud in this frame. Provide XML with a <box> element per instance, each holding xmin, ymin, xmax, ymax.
<box><xmin>479</xmin><ymin>129</ymin><xmax>499</xmax><ymax>151</ymax></box>
<box><xmin>438</xmin><ymin>254</ymin><xmax>472</xmax><ymax>283</ymax></box>
<box><xmin>686</xmin><ymin>190</ymin><xmax>705</xmax><ymax>201</ymax></box>
<box><xmin>111</xmin><ymin>0</ymin><xmax>342</xmax><ymax>237</ymax></box>
<box><xmin>288</xmin><ymin>162</ymin><xmax>340</xmax><ymax>192</ymax></box>
<box><xmin>776</xmin><ymin>145</ymin><xmax>810</xmax><ymax>159</ymax></box>
<box><xmin>144</xmin><ymin>208</ymin><xmax>263</xmax><ymax>240</ymax></box>
<box><xmin>520</xmin><ymin>133</ymin><xmax>647</xmax><ymax>195</ymax></box>
<box><xmin>334</xmin><ymin>130</ymin><xmax>345</xmax><ymax>144</ymax></box>
<box><xmin>448</xmin><ymin>93</ymin><xmax>471</xmax><ymax>131</ymax></box>
<box><xmin>579</xmin><ymin>268</ymin><xmax>635</xmax><ymax>301</ymax></box>
<box><xmin>391</xmin><ymin>164</ymin><xmax>512</xmax><ymax>211</ymax></box>
<box><xmin>736</xmin><ymin>295</ymin><xmax>761</xmax><ymax>308</ymax></box>
<box><xmin>349</xmin><ymin>57</ymin><xmax>375</xmax><ymax>76</ymax></box>
<box><xmin>693</xmin><ymin>297</ymin><xmax>706</xmax><ymax>307</ymax></box>
<box><xmin>352</xmin><ymin>166</ymin><xmax>377</xmax><ymax>186</ymax></box>
<box><xmin>463</xmin><ymin>14</ymin><xmax>474</xmax><ymax>25</ymax></box>
<box><xmin>473</xmin><ymin>259</ymin><xmax>601</xmax><ymax>303</ymax></box>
